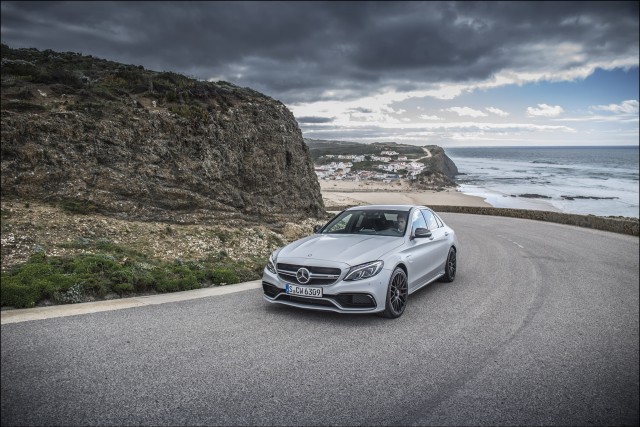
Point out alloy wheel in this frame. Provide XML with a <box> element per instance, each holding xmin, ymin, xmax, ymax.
<box><xmin>447</xmin><ymin>250</ymin><xmax>456</xmax><ymax>279</ymax></box>
<box><xmin>389</xmin><ymin>269</ymin><xmax>408</xmax><ymax>315</ymax></box>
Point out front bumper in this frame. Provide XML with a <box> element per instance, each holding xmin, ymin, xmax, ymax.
<box><xmin>261</xmin><ymin>267</ymin><xmax>391</xmax><ymax>314</ymax></box>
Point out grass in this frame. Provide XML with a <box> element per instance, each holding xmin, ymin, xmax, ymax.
<box><xmin>0</xmin><ymin>240</ymin><xmax>267</xmax><ymax>308</ymax></box>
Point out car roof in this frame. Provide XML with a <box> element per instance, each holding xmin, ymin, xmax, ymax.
<box><xmin>345</xmin><ymin>204</ymin><xmax>422</xmax><ymax>212</ymax></box>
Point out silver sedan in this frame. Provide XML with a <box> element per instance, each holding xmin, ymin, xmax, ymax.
<box><xmin>262</xmin><ymin>205</ymin><xmax>458</xmax><ymax>319</ymax></box>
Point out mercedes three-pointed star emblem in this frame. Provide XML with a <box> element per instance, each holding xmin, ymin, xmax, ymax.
<box><xmin>296</xmin><ymin>267</ymin><xmax>311</xmax><ymax>284</ymax></box>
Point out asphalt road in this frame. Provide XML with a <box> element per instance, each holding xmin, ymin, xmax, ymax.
<box><xmin>2</xmin><ymin>213</ymin><xmax>638</xmax><ymax>426</ymax></box>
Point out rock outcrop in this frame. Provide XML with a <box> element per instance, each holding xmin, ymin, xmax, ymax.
<box><xmin>1</xmin><ymin>45</ymin><xmax>325</xmax><ymax>223</ymax></box>
<box><xmin>411</xmin><ymin>145</ymin><xmax>459</xmax><ymax>190</ymax></box>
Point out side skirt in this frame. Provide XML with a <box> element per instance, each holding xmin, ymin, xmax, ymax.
<box><xmin>408</xmin><ymin>272</ymin><xmax>444</xmax><ymax>295</ymax></box>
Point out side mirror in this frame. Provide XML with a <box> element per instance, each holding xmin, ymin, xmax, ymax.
<box><xmin>412</xmin><ymin>227</ymin><xmax>432</xmax><ymax>239</ymax></box>
<box><xmin>313</xmin><ymin>225</ymin><xmax>322</xmax><ymax>233</ymax></box>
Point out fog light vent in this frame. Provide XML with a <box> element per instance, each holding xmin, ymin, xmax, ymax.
<box><xmin>334</xmin><ymin>293</ymin><xmax>376</xmax><ymax>308</ymax></box>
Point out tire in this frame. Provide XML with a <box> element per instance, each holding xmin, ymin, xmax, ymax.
<box><xmin>379</xmin><ymin>267</ymin><xmax>408</xmax><ymax>319</ymax></box>
<box><xmin>440</xmin><ymin>247</ymin><xmax>457</xmax><ymax>283</ymax></box>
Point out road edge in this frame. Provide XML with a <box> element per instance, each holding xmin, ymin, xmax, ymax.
<box><xmin>0</xmin><ymin>280</ymin><xmax>262</xmax><ymax>324</ymax></box>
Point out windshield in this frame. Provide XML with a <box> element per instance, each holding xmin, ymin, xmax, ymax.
<box><xmin>320</xmin><ymin>210</ymin><xmax>410</xmax><ymax>236</ymax></box>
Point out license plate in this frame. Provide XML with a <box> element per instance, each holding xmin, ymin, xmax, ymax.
<box><xmin>285</xmin><ymin>283</ymin><xmax>323</xmax><ymax>298</ymax></box>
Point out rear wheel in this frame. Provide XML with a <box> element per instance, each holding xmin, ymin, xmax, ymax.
<box><xmin>379</xmin><ymin>267</ymin><xmax>408</xmax><ymax>319</ymax></box>
<box><xmin>440</xmin><ymin>247</ymin><xmax>457</xmax><ymax>282</ymax></box>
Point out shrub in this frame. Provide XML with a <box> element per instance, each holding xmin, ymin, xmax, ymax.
<box><xmin>113</xmin><ymin>282</ymin><xmax>135</xmax><ymax>295</ymax></box>
<box><xmin>132</xmin><ymin>270</ymin><xmax>154</xmax><ymax>292</ymax></box>
<box><xmin>44</xmin><ymin>68</ymin><xmax>82</xmax><ymax>87</ymax></box>
<box><xmin>60</xmin><ymin>199</ymin><xmax>98</xmax><ymax>214</ymax></box>
<box><xmin>52</xmin><ymin>283</ymin><xmax>84</xmax><ymax>304</ymax></box>
<box><xmin>2</xmin><ymin>100</ymin><xmax>47</xmax><ymax>113</ymax></box>
<box><xmin>210</xmin><ymin>268</ymin><xmax>239</xmax><ymax>285</ymax></box>
<box><xmin>70</xmin><ymin>254</ymin><xmax>119</xmax><ymax>275</ymax></box>
<box><xmin>0</xmin><ymin>236</ymin><xmax>264</xmax><ymax>307</ymax></box>
<box><xmin>0</xmin><ymin>281</ymin><xmax>40</xmax><ymax>308</ymax></box>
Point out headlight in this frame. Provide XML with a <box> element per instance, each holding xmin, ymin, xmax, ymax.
<box><xmin>266</xmin><ymin>253</ymin><xmax>277</xmax><ymax>274</ymax></box>
<box><xmin>344</xmin><ymin>261</ymin><xmax>384</xmax><ymax>281</ymax></box>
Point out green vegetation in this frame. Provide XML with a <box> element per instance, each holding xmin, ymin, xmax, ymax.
<box><xmin>1</xmin><ymin>43</ymin><xmax>247</xmax><ymax>115</ymax></box>
<box><xmin>168</xmin><ymin>104</ymin><xmax>210</xmax><ymax>122</ymax></box>
<box><xmin>349</xmin><ymin>160</ymin><xmax>385</xmax><ymax>172</ymax></box>
<box><xmin>0</xmin><ymin>240</ymin><xmax>267</xmax><ymax>308</ymax></box>
<box><xmin>306</xmin><ymin>139</ymin><xmax>424</xmax><ymax>161</ymax></box>
<box><xmin>59</xmin><ymin>199</ymin><xmax>98</xmax><ymax>214</ymax></box>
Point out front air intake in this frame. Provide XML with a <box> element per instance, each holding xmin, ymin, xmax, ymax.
<box><xmin>334</xmin><ymin>293</ymin><xmax>377</xmax><ymax>309</ymax></box>
<box><xmin>262</xmin><ymin>282</ymin><xmax>281</xmax><ymax>298</ymax></box>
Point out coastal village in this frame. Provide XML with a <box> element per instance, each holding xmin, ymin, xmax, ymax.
<box><xmin>314</xmin><ymin>148</ymin><xmax>431</xmax><ymax>183</ymax></box>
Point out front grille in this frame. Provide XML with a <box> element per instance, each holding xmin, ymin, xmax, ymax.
<box><xmin>276</xmin><ymin>263</ymin><xmax>342</xmax><ymax>285</ymax></box>
<box><xmin>334</xmin><ymin>293</ymin><xmax>377</xmax><ymax>309</ymax></box>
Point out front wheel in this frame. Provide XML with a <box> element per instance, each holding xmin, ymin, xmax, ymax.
<box><xmin>379</xmin><ymin>267</ymin><xmax>408</xmax><ymax>319</ymax></box>
<box><xmin>440</xmin><ymin>247</ymin><xmax>457</xmax><ymax>283</ymax></box>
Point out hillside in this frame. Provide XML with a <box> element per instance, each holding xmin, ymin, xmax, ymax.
<box><xmin>412</xmin><ymin>145</ymin><xmax>459</xmax><ymax>190</ymax></box>
<box><xmin>1</xmin><ymin>44</ymin><xmax>325</xmax><ymax>224</ymax></box>
<box><xmin>305</xmin><ymin>138</ymin><xmax>425</xmax><ymax>160</ymax></box>
<box><xmin>307</xmin><ymin>138</ymin><xmax>460</xmax><ymax>190</ymax></box>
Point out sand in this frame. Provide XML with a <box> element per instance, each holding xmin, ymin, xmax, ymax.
<box><xmin>320</xmin><ymin>180</ymin><xmax>491</xmax><ymax>208</ymax></box>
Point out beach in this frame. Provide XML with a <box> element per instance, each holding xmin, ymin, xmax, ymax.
<box><xmin>320</xmin><ymin>180</ymin><xmax>491</xmax><ymax>208</ymax></box>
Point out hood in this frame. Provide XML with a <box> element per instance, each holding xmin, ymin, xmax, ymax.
<box><xmin>276</xmin><ymin>234</ymin><xmax>404</xmax><ymax>267</ymax></box>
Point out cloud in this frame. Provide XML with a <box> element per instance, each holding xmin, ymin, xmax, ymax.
<box><xmin>419</xmin><ymin>114</ymin><xmax>443</xmax><ymax>121</ymax></box>
<box><xmin>348</xmin><ymin>107</ymin><xmax>373</xmax><ymax>114</ymax></box>
<box><xmin>1</xmin><ymin>1</ymin><xmax>638</xmax><ymax>104</ymax></box>
<box><xmin>486</xmin><ymin>107</ymin><xmax>509</xmax><ymax>117</ymax></box>
<box><xmin>299</xmin><ymin>120</ymin><xmax>577</xmax><ymax>144</ymax></box>
<box><xmin>2</xmin><ymin>1</ymin><xmax>636</xmax><ymax>146</ymax></box>
<box><xmin>527</xmin><ymin>104</ymin><xmax>565</xmax><ymax>117</ymax></box>
<box><xmin>445</xmin><ymin>107</ymin><xmax>488</xmax><ymax>118</ymax></box>
<box><xmin>296</xmin><ymin>116</ymin><xmax>335</xmax><ymax>124</ymax></box>
<box><xmin>300</xmin><ymin>120</ymin><xmax>574</xmax><ymax>133</ymax></box>
<box><xmin>590</xmin><ymin>99</ymin><xmax>639</xmax><ymax>114</ymax></box>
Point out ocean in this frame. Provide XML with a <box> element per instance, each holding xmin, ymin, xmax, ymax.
<box><xmin>444</xmin><ymin>146</ymin><xmax>640</xmax><ymax>218</ymax></box>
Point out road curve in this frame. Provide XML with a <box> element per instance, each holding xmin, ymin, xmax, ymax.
<box><xmin>1</xmin><ymin>213</ymin><xmax>638</xmax><ymax>426</ymax></box>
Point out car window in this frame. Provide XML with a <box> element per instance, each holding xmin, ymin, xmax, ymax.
<box><xmin>411</xmin><ymin>209</ymin><xmax>428</xmax><ymax>233</ymax></box>
<box><xmin>421</xmin><ymin>209</ymin><xmax>439</xmax><ymax>230</ymax></box>
<box><xmin>325</xmin><ymin>213</ymin><xmax>352</xmax><ymax>233</ymax></box>
<box><xmin>321</xmin><ymin>210</ymin><xmax>409</xmax><ymax>236</ymax></box>
<box><xmin>433</xmin><ymin>212</ymin><xmax>444</xmax><ymax>228</ymax></box>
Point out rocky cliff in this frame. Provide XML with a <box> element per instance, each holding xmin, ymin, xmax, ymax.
<box><xmin>411</xmin><ymin>145</ymin><xmax>459</xmax><ymax>190</ymax></box>
<box><xmin>1</xmin><ymin>45</ymin><xmax>325</xmax><ymax>223</ymax></box>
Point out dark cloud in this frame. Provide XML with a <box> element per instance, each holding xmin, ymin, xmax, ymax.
<box><xmin>349</xmin><ymin>108</ymin><xmax>374</xmax><ymax>114</ymax></box>
<box><xmin>295</xmin><ymin>116</ymin><xmax>335</xmax><ymax>124</ymax></box>
<box><xmin>1</xmin><ymin>1</ymin><xmax>637</xmax><ymax>103</ymax></box>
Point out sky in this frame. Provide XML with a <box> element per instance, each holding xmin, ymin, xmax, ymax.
<box><xmin>1</xmin><ymin>1</ymin><xmax>638</xmax><ymax>147</ymax></box>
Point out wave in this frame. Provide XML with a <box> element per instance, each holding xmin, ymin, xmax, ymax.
<box><xmin>531</xmin><ymin>160</ymin><xmax>560</xmax><ymax>165</ymax></box>
<box><xmin>448</xmin><ymin>146</ymin><xmax>639</xmax><ymax>217</ymax></box>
